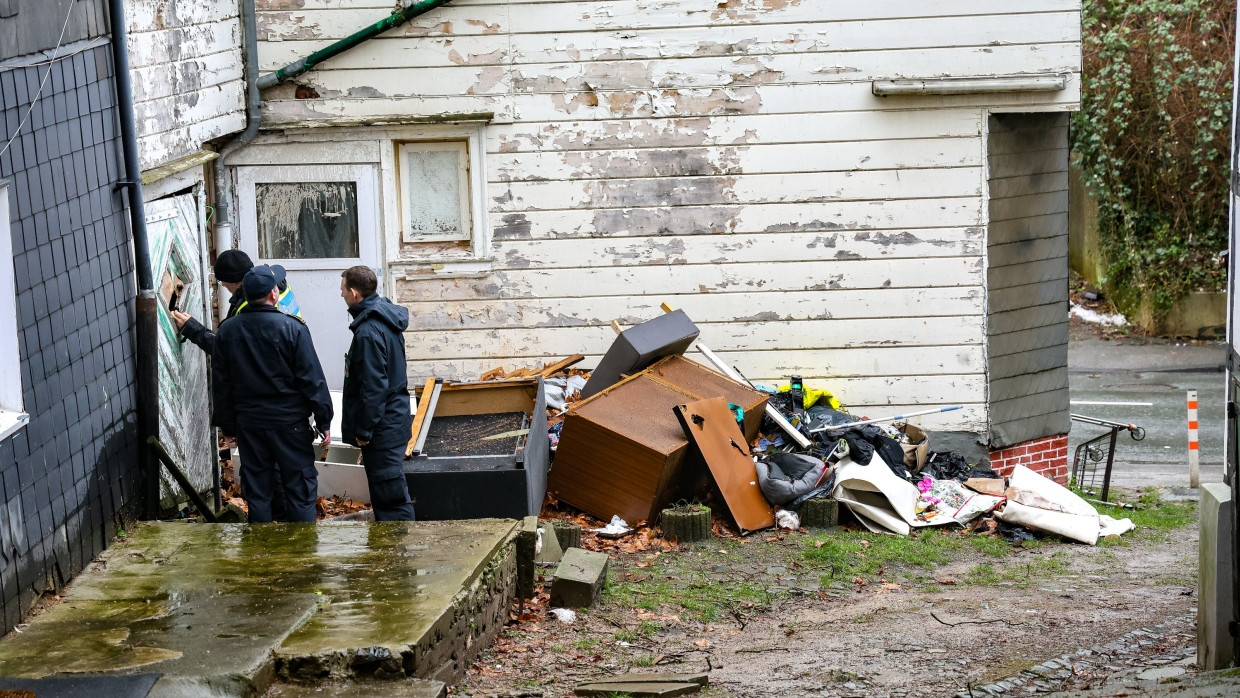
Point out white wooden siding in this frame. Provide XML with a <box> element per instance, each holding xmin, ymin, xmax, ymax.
<box><xmin>128</xmin><ymin>1</ymin><xmax>246</xmax><ymax>171</ymax></box>
<box><xmin>254</xmin><ymin>0</ymin><xmax>1082</xmax><ymax>432</ymax></box>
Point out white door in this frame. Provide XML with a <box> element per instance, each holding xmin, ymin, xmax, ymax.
<box><xmin>237</xmin><ymin>164</ymin><xmax>381</xmax><ymax>389</ymax></box>
<box><xmin>147</xmin><ymin>193</ymin><xmax>214</xmax><ymax>501</ymax></box>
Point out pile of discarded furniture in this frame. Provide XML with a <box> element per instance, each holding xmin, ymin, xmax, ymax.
<box><xmin>315</xmin><ymin>308</ymin><xmax>1134</xmax><ymax>546</ymax></box>
<box><xmin>545</xmin><ymin>308</ymin><xmax>1135</xmax><ymax>546</ymax></box>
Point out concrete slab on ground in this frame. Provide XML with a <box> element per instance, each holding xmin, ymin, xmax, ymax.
<box><xmin>0</xmin><ymin>520</ymin><xmax>518</xmax><ymax>695</ymax></box>
<box><xmin>266</xmin><ymin>679</ymin><xmax>446</xmax><ymax>697</ymax></box>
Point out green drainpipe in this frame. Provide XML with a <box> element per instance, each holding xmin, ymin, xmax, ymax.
<box><xmin>256</xmin><ymin>0</ymin><xmax>455</xmax><ymax>90</ymax></box>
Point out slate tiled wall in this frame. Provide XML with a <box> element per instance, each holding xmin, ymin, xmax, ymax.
<box><xmin>0</xmin><ymin>41</ymin><xmax>140</xmax><ymax>634</ymax></box>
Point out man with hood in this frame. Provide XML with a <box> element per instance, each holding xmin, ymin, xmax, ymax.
<box><xmin>339</xmin><ymin>265</ymin><xmax>417</xmax><ymax>520</ymax></box>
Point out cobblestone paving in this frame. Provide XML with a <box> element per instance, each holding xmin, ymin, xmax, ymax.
<box><xmin>955</xmin><ymin>612</ymin><xmax>1197</xmax><ymax>696</ymax></box>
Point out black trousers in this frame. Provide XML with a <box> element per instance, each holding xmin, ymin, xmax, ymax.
<box><xmin>236</xmin><ymin>421</ymin><xmax>318</xmax><ymax>523</ymax></box>
<box><xmin>360</xmin><ymin>442</ymin><xmax>415</xmax><ymax>521</ymax></box>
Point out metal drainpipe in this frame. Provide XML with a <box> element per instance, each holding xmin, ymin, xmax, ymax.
<box><xmin>211</xmin><ymin>0</ymin><xmax>261</xmax><ymax>301</ymax></box>
<box><xmin>256</xmin><ymin>0</ymin><xmax>454</xmax><ymax>90</ymax></box>
<box><xmin>108</xmin><ymin>0</ymin><xmax>159</xmax><ymax>518</ymax></box>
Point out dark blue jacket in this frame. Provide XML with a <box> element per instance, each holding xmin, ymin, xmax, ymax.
<box><xmin>180</xmin><ymin>287</ymin><xmax>245</xmax><ymax>354</ymax></box>
<box><xmin>211</xmin><ymin>303</ymin><xmax>333</xmax><ymax>436</ymax></box>
<box><xmin>342</xmin><ymin>294</ymin><xmax>412</xmax><ymax>448</ymax></box>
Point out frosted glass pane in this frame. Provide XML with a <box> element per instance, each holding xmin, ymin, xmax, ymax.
<box><xmin>255</xmin><ymin>182</ymin><xmax>359</xmax><ymax>259</ymax></box>
<box><xmin>404</xmin><ymin>148</ymin><xmax>466</xmax><ymax>239</ymax></box>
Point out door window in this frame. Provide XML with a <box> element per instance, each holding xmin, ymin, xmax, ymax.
<box><xmin>255</xmin><ymin>182</ymin><xmax>361</xmax><ymax>259</ymax></box>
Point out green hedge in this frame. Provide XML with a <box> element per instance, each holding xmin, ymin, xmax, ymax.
<box><xmin>1072</xmin><ymin>0</ymin><xmax>1234</xmax><ymax>315</ymax></box>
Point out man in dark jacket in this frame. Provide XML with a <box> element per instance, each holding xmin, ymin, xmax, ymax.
<box><xmin>339</xmin><ymin>265</ymin><xmax>416</xmax><ymax>521</ymax></box>
<box><xmin>213</xmin><ymin>264</ymin><xmax>333</xmax><ymax>523</ymax></box>
<box><xmin>173</xmin><ymin>250</ymin><xmax>303</xmax><ymax>351</ymax></box>
<box><xmin>172</xmin><ymin>249</ymin><xmax>252</xmax><ymax>352</ymax></box>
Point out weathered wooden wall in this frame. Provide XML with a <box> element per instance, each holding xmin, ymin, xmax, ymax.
<box><xmin>253</xmin><ymin>0</ymin><xmax>1082</xmax><ymax>433</ymax></box>
<box><xmin>127</xmin><ymin>0</ymin><xmax>246</xmax><ymax>171</ymax></box>
<box><xmin>985</xmin><ymin>112</ymin><xmax>1070</xmax><ymax>447</ymax></box>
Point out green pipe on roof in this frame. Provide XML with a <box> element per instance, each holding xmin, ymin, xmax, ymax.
<box><xmin>256</xmin><ymin>0</ymin><xmax>455</xmax><ymax>91</ymax></box>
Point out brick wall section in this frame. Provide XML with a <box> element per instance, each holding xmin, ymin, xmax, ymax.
<box><xmin>0</xmin><ymin>41</ymin><xmax>141</xmax><ymax>635</ymax></box>
<box><xmin>989</xmin><ymin>434</ymin><xmax>1069</xmax><ymax>483</ymax></box>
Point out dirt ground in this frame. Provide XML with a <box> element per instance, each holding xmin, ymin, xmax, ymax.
<box><xmin>454</xmin><ymin>495</ymin><xmax>1200</xmax><ymax>698</ymax></box>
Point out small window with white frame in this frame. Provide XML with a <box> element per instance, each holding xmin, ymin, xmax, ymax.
<box><xmin>398</xmin><ymin>141</ymin><xmax>472</xmax><ymax>244</ymax></box>
<box><xmin>0</xmin><ymin>183</ymin><xmax>29</xmax><ymax>441</ymax></box>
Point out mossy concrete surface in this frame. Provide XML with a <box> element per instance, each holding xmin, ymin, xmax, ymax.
<box><xmin>0</xmin><ymin>520</ymin><xmax>518</xmax><ymax>695</ymax></box>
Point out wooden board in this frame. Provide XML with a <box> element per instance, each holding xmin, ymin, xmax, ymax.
<box><xmin>406</xmin><ymin>378</ymin><xmax>437</xmax><ymax>457</ymax></box>
<box><xmin>674</xmin><ymin>397</ymin><xmax>774</xmax><ymax>534</ymax></box>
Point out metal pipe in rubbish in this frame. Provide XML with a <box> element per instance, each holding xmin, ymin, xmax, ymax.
<box><xmin>695</xmin><ymin>344</ymin><xmax>812</xmax><ymax>449</ymax></box>
<box><xmin>808</xmin><ymin>405</ymin><xmax>963</xmax><ymax>434</ymax></box>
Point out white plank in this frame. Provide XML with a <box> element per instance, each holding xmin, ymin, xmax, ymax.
<box><xmin>403</xmin><ymin>318</ymin><xmax>983</xmax><ymax>360</ymax></box>
<box><xmin>129</xmin><ymin>50</ymin><xmax>244</xmax><ymax>105</ymax></box>
<box><xmin>393</xmin><ymin>257</ymin><xmax>983</xmax><ymax>300</ymax></box>
<box><xmin>228</xmin><ymin>138</ymin><xmax>383</xmax><ymax>165</ymax></box>
<box><xmin>404</xmin><ymin>353</ymin><xmax>986</xmax><ymax>409</ymax></box>
<box><xmin>291</xmin><ymin>44</ymin><xmax>1079</xmax><ymax>98</ymax></box>
<box><xmin>482</xmin><ymin>198</ymin><xmax>984</xmax><ymax>240</ymax></box>
<box><xmin>487</xmin><ymin>111</ymin><xmax>981</xmax><ymax>151</ymax></box>
<box><xmin>260</xmin><ymin>94</ymin><xmax>510</xmax><ymax>125</ymax></box>
<box><xmin>128</xmin><ymin>18</ymin><xmax>241</xmax><ymax>68</ymax></box>
<box><xmin>490</xmin><ymin>228</ymin><xmax>983</xmax><ymax>269</ymax></box>
<box><xmin>490</xmin><ymin>138</ymin><xmax>982</xmax><ymax>181</ymax></box>
<box><xmin>260</xmin><ymin>1</ymin><xmax>1082</xmax><ymax>39</ymax></box>
<box><xmin>486</xmin><ymin>168</ymin><xmax>983</xmax><ymax>212</ymax></box>
<box><xmin>139</xmin><ymin>111</ymin><xmax>247</xmax><ymax>171</ymax></box>
<box><xmin>273</xmin><ymin>0</ymin><xmax>1075</xmax><ymax>11</ymax></box>
<box><xmin>127</xmin><ymin>0</ymin><xmax>238</xmax><ymax>30</ymax></box>
<box><xmin>394</xmin><ymin>287</ymin><xmax>984</xmax><ymax>330</ymax></box>
<box><xmin>258</xmin><ymin>12</ymin><xmax>1079</xmax><ymax>70</ymax></box>
<box><xmin>134</xmin><ymin>85</ymin><xmax>247</xmax><ymax>144</ymax></box>
<box><xmin>260</xmin><ymin>78</ymin><xmax>1076</xmax><ymax>127</ymax></box>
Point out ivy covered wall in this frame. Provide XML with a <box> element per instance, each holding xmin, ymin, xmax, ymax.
<box><xmin>1072</xmin><ymin>0</ymin><xmax>1234</xmax><ymax>317</ymax></box>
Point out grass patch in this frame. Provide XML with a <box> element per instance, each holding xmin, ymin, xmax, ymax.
<box><xmin>802</xmin><ymin>527</ymin><xmax>1013</xmax><ymax>584</ymax></box>
<box><xmin>602</xmin><ymin>563</ymin><xmax>773</xmax><ymax>623</ymax></box>
<box><xmin>573</xmin><ymin>637</ymin><xmax>600</xmax><ymax>650</ymax></box>
<box><xmin>963</xmin><ymin>551</ymin><xmax>1070</xmax><ymax>588</ymax></box>
<box><xmin>1084</xmin><ymin>487</ymin><xmax>1197</xmax><ymax>544</ymax></box>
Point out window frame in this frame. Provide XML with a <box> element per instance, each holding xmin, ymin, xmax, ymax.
<box><xmin>379</xmin><ymin>124</ymin><xmax>490</xmax><ymax>269</ymax></box>
<box><xmin>396</xmin><ymin>140</ymin><xmax>473</xmax><ymax>245</ymax></box>
<box><xmin>0</xmin><ymin>183</ymin><xmax>29</xmax><ymax>442</ymax></box>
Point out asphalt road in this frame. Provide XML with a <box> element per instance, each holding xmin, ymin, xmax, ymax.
<box><xmin>1067</xmin><ymin>337</ymin><xmax>1228</xmax><ymax>490</ymax></box>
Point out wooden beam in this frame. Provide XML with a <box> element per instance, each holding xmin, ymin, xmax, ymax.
<box><xmin>538</xmin><ymin>354</ymin><xmax>585</xmax><ymax>377</ymax></box>
<box><xmin>406</xmin><ymin>378</ymin><xmax>436</xmax><ymax>458</ymax></box>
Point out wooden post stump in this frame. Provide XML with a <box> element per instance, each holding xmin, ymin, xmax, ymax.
<box><xmin>553</xmin><ymin>521</ymin><xmax>583</xmax><ymax>550</ymax></box>
<box><xmin>800</xmin><ymin>498</ymin><xmax>838</xmax><ymax>529</ymax></box>
<box><xmin>661</xmin><ymin>505</ymin><xmax>712</xmax><ymax>543</ymax></box>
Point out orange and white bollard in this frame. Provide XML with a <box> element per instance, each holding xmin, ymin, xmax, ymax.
<box><xmin>1188</xmin><ymin>390</ymin><xmax>1200</xmax><ymax>488</ymax></box>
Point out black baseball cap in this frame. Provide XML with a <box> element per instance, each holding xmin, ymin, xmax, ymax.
<box><xmin>214</xmin><ymin>250</ymin><xmax>253</xmax><ymax>283</ymax></box>
<box><xmin>242</xmin><ymin>264</ymin><xmax>279</xmax><ymax>301</ymax></box>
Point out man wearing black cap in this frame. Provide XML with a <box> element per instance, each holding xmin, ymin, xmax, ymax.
<box><xmin>212</xmin><ymin>264</ymin><xmax>333</xmax><ymax>523</ymax></box>
<box><xmin>173</xmin><ymin>251</ymin><xmax>304</xmax><ymax>352</ymax></box>
<box><xmin>172</xmin><ymin>249</ymin><xmax>252</xmax><ymax>353</ymax></box>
